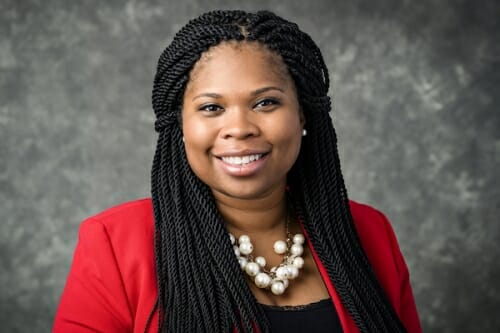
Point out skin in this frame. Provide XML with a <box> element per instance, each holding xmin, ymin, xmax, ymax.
<box><xmin>181</xmin><ymin>41</ymin><xmax>329</xmax><ymax>306</ymax></box>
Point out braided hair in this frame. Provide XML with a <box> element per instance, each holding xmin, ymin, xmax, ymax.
<box><xmin>149</xmin><ymin>10</ymin><xmax>407</xmax><ymax>333</ymax></box>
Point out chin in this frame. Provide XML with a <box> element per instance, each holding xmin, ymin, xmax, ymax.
<box><xmin>213</xmin><ymin>184</ymin><xmax>279</xmax><ymax>201</ymax></box>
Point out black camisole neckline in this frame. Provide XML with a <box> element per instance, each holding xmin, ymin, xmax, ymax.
<box><xmin>260</xmin><ymin>298</ymin><xmax>343</xmax><ymax>332</ymax></box>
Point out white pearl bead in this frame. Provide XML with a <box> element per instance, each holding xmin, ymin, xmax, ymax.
<box><xmin>290</xmin><ymin>244</ymin><xmax>303</xmax><ymax>256</ymax></box>
<box><xmin>239</xmin><ymin>242</ymin><xmax>253</xmax><ymax>255</ymax></box>
<box><xmin>287</xmin><ymin>266</ymin><xmax>299</xmax><ymax>279</ymax></box>
<box><xmin>229</xmin><ymin>233</ymin><xmax>235</xmax><ymax>245</ymax></box>
<box><xmin>254</xmin><ymin>273</ymin><xmax>271</xmax><ymax>288</ymax></box>
<box><xmin>292</xmin><ymin>257</ymin><xmax>304</xmax><ymax>269</ymax></box>
<box><xmin>271</xmin><ymin>281</ymin><xmax>285</xmax><ymax>295</ymax></box>
<box><xmin>245</xmin><ymin>262</ymin><xmax>260</xmax><ymax>276</ymax></box>
<box><xmin>239</xmin><ymin>235</ymin><xmax>250</xmax><ymax>244</ymax></box>
<box><xmin>293</xmin><ymin>234</ymin><xmax>305</xmax><ymax>245</ymax></box>
<box><xmin>255</xmin><ymin>256</ymin><xmax>266</xmax><ymax>267</ymax></box>
<box><xmin>233</xmin><ymin>246</ymin><xmax>240</xmax><ymax>257</ymax></box>
<box><xmin>238</xmin><ymin>257</ymin><xmax>248</xmax><ymax>270</ymax></box>
<box><xmin>273</xmin><ymin>240</ymin><xmax>287</xmax><ymax>254</ymax></box>
<box><xmin>276</xmin><ymin>266</ymin><xmax>289</xmax><ymax>279</ymax></box>
<box><xmin>282</xmin><ymin>279</ymin><xmax>289</xmax><ymax>288</ymax></box>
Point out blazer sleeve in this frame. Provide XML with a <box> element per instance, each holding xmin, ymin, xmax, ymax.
<box><xmin>53</xmin><ymin>217</ymin><xmax>133</xmax><ymax>332</ymax></box>
<box><xmin>377</xmin><ymin>209</ymin><xmax>422</xmax><ymax>333</ymax></box>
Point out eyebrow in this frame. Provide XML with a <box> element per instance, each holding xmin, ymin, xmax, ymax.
<box><xmin>192</xmin><ymin>86</ymin><xmax>285</xmax><ymax>101</ymax></box>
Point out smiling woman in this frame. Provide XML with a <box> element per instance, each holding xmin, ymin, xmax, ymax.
<box><xmin>53</xmin><ymin>10</ymin><xmax>422</xmax><ymax>333</ymax></box>
<box><xmin>182</xmin><ymin>42</ymin><xmax>303</xmax><ymax>198</ymax></box>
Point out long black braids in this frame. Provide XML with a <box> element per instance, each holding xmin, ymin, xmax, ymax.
<box><xmin>149</xmin><ymin>9</ymin><xmax>407</xmax><ymax>333</ymax></box>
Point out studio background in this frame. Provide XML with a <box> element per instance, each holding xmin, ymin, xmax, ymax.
<box><xmin>1</xmin><ymin>0</ymin><xmax>499</xmax><ymax>332</ymax></box>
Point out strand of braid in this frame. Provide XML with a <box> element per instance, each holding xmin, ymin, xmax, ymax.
<box><xmin>147</xmin><ymin>9</ymin><xmax>408</xmax><ymax>333</ymax></box>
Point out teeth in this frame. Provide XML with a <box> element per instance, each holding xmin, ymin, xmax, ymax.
<box><xmin>222</xmin><ymin>154</ymin><xmax>263</xmax><ymax>165</ymax></box>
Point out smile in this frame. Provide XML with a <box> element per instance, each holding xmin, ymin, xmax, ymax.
<box><xmin>221</xmin><ymin>154</ymin><xmax>264</xmax><ymax>165</ymax></box>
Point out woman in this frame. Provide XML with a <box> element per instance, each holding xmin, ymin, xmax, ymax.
<box><xmin>53</xmin><ymin>10</ymin><xmax>422</xmax><ymax>333</ymax></box>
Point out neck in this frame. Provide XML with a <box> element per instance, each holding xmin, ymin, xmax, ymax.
<box><xmin>213</xmin><ymin>187</ymin><xmax>287</xmax><ymax>235</ymax></box>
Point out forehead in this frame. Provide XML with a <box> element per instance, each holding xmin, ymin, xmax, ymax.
<box><xmin>185</xmin><ymin>41</ymin><xmax>292</xmax><ymax>93</ymax></box>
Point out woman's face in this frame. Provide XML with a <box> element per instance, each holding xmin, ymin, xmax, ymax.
<box><xmin>181</xmin><ymin>42</ymin><xmax>304</xmax><ymax>200</ymax></box>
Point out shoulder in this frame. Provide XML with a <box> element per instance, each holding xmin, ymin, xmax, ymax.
<box><xmin>86</xmin><ymin>197</ymin><xmax>154</xmax><ymax>228</ymax></box>
<box><xmin>348</xmin><ymin>199</ymin><xmax>389</xmax><ymax>225</ymax></box>
<box><xmin>78</xmin><ymin>196</ymin><xmax>155</xmax><ymax>265</ymax></box>
<box><xmin>80</xmin><ymin>198</ymin><xmax>155</xmax><ymax>244</ymax></box>
<box><xmin>77</xmin><ymin>198</ymin><xmax>156</xmax><ymax>285</ymax></box>
<box><xmin>79</xmin><ymin>196</ymin><xmax>155</xmax><ymax>259</ymax></box>
<box><xmin>347</xmin><ymin>199</ymin><xmax>402</xmax><ymax>262</ymax></box>
<box><xmin>348</xmin><ymin>200</ymin><xmax>422</xmax><ymax>331</ymax></box>
<box><xmin>80</xmin><ymin>198</ymin><xmax>157</xmax><ymax>310</ymax></box>
<box><xmin>348</xmin><ymin>199</ymin><xmax>398</xmax><ymax>248</ymax></box>
<box><xmin>55</xmin><ymin>199</ymin><xmax>158</xmax><ymax>331</ymax></box>
<box><xmin>348</xmin><ymin>199</ymin><xmax>408</xmax><ymax>304</ymax></box>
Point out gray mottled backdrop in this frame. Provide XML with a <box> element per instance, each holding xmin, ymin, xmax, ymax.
<box><xmin>1</xmin><ymin>0</ymin><xmax>498</xmax><ymax>332</ymax></box>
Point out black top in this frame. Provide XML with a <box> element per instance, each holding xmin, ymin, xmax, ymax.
<box><xmin>260</xmin><ymin>298</ymin><xmax>343</xmax><ymax>333</ymax></box>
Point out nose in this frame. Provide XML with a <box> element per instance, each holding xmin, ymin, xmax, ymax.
<box><xmin>219</xmin><ymin>108</ymin><xmax>260</xmax><ymax>140</ymax></box>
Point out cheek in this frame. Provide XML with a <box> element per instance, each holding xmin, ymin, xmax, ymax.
<box><xmin>286</xmin><ymin>133</ymin><xmax>303</xmax><ymax>162</ymax></box>
<box><xmin>271</xmin><ymin>121</ymin><xmax>302</xmax><ymax>160</ymax></box>
<box><xmin>285</xmin><ymin>119</ymin><xmax>303</xmax><ymax>159</ymax></box>
<box><xmin>183</xmin><ymin>116</ymin><xmax>213</xmax><ymax>148</ymax></box>
<box><xmin>183</xmin><ymin>139</ymin><xmax>211</xmax><ymax>184</ymax></box>
<box><xmin>182</xmin><ymin>117</ymin><xmax>216</xmax><ymax>170</ymax></box>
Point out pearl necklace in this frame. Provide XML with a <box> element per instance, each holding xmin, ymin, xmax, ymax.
<box><xmin>229</xmin><ymin>214</ymin><xmax>305</xmax><ymax>295</ymax></box>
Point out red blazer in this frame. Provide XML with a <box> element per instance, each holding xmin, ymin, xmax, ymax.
<box><xmin>53</xmin><ymin>198</ymin><xmax>422</xmax><ymax>333</ymax></box>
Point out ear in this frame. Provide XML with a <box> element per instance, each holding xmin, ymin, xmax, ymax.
<box><xmin>299</xmin><ymin>107</ymin><xmax>306</xmax><ymax>128</ymax></box>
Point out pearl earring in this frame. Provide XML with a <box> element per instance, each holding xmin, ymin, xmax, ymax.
<box><xmin>182</xmin><ymin>136</ymin><xmax>185</xmax><ymax>143</ymax></box>
<box><xmin>302</xmin><ymin>129</ymin><xmax>307</xmax><ymax>137</ymax></box>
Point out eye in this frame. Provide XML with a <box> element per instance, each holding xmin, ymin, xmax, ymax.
<box><xmin>199</xmin><ymin>104</ymin><xmax>223</xmax><ymax>113</ymax></box>
<box><xmin>254</xmin><ymin>98</ymin><xmax>280</xmax><ymax>110</ymax></box>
